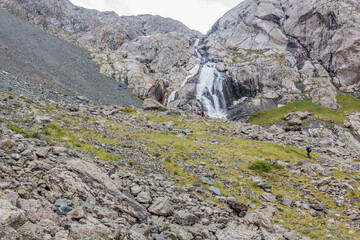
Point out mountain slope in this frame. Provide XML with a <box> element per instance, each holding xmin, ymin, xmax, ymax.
<box><xmin>0</xmin><ymin>8</ymin><xmax>141</xmax><ymax>107</ymax></box>
<box><xmin>0</xmin><ymin>90</ymin><xmax>360</xmax><ymax>239</ymax></box>
<box><xmin>121</xmin><ymin>14</ymin><xmax>202</xmax><ymax>37</ymax></box>
<box><xmin>0</xmin><ymin>0</ymin><xmax>202</xmax><ymax>105</ymax></box>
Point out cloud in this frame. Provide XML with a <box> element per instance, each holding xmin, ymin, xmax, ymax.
<box><xmin>199</xmin><ymin>0</ymin><xmax>242</xmax><ymax>7</ymax></box>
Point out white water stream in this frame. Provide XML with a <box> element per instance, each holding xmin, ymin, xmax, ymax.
<box><xmin>194</xmin><ymin>39</ymin><xmax>227</xmax><ymax>119</ymax></box>
<box><xmin>167</xmin><ymin>39</ymin><xmax>228</xmax><ymax>119</ymax></box>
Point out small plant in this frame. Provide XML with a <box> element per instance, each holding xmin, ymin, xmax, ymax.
<box><xmin>173</xmin><ymin>170</ymin><xmax>178</xmax><ymax>175</ymax></box>
<box><xmin>248</xmin><ymin>160</ymin><xmax>272</xmax><ymax>172</ymax></box>
<box><xmin>155</xmin><ymin>152</ymin><xmax>161</xmax><ymax>157</ymax></box>
<box><xmin>353</xmin><ymin>159</ymin><xmax>360</xmax><ymax>163</ymax></box>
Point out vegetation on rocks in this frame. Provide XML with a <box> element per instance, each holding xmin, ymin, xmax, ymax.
<box><xmin>0</xmin><ymin>90</ymin><xmax>359</xmax><ymax>239</ymax></box>
<box><xmin>249</xmin><ymin>94</ymin><xmax>360</xmax><ymax>126</ymax></box>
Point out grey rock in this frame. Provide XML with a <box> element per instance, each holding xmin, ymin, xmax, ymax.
<box><xmin>45</xmin><ymin>157</ymin><xmax>148</xmax><ymax>223</ymax></box>
<box><xmin>152</xmin><ymin>233</ymin><xmax>165</xmax><ymax>240</ymax></box>
<box><xmin>54</xmin><ymin>199</ymin><xmax>72</xmax><ymax>215</ymax></box>
<box><xmin>143</xmin><ymin>99</ymin><xmax>168</xmax><ymax>112</ymax></box>
<box><xmin>201</xmin><ymin>177</ymin><xmax>214</xmax><ymax>185</ymax></box>
<box><xmin>136</xmin><ymin>191</ymin><xmax>152</xmax><ymax>204</ymax></box>
<box><xmin>175</xmin><ymin>210</ymin><xmax>199</xmax><ymax>226</ymax></box>
<box><xmin>282</xmin><ymin>196</ymin><xmax>293</xmax><ymax>207</ymax></box>
<box><xmin>209</xmin><ymin>186</ymin><xmax>221</xmax><ymax>196</ymax></box>
<box><xmin>262</xmin><ymin>193</ymin><xmax>276</xmax><ymax>202</ymax></box>
<box><xmin>148</xmin><ymin>197</ymin><xmax>173</xmax><ymax>216</ymax></box>
<box><xmin>216</xmin><ymin>224</ymin><xmax>261</xmax><ymax>240</ymax></box>
<box><xmin>131</xmin><ymin>185</ymin><xmax>143</xmax><ymax>196</ymax></box>
<box><xmin>245</xmin><ymin>205</ymin><xmax>276</xmax><ymax>232</ymax></box>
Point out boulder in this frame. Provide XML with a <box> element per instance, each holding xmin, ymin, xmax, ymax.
<box><xmin>174</xmin><ymin>210</ymin><xmax>199</xmax><ymax>226</ymax></box>
<box><xmin>143</xmin><ymin>99</ymin><xmax>168</xmax><ymax>112</ymax></box>
<box><xmin>44</xmin><ymin>157</ymin><xmax>148</xmax><ymax>223</ymax></box>
<box><xmin>216</xmin><ymin>223</ymin><xmax>261</xmax><ymax>240</ymax></box>
<box><xmin>148</xmin><ymin>197</ymin><xmax>173</xmax><ymax>216</ymax></box>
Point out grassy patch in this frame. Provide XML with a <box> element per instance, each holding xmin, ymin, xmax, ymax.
<box><xmin>120</xmin><ymin>107</ymin><xmax>137</xmax><ymax>114</ymax></box>
<box><xmin>249</xmin><ymin>94</ymin><xmax>360</xmax><ymax>126</ymax></box>
<box><xmin>6</xmin><ymin>124</ymin><xmax>39</xmax><ymax>138</ymax></box>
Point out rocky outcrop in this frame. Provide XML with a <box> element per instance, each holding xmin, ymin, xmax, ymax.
<box><xmin>121</xmin><ymin>14</ymin><xmax>202</xmax><ymax>37</ymax></box>
<box><xmin>204</xmin><ymin>0</ymin><xmax>360</xmax><ymax>112</ymax></box>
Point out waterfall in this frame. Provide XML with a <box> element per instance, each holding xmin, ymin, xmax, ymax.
<box><xmin>168</xmin><ymin>39</ymin><xmax>228</xmax><ymax>118</ymax></box>
<box><xmin>194</xmin><ymin>40</ymin><xmax>227</xmax><ymax>119</ymax></box>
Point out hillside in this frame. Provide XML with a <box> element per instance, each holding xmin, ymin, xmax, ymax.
<box><xmin>0</xmin><ymin>0</ymin><xmax>202</xmax><ymax>104</ymax></box>
<box><xmin>0</xmin><ymin>74</ymin><xmax>360</xmax><ymax>239</ymax></box>
<box><xmin>0</xmin><ymin>8</ymin><xmax>141</xmax><ymax>107</ymax></box>
<box><xmin>0</xmin><ymin>0</ymin><xmax>359</xmax><ymax>239</ymax></box>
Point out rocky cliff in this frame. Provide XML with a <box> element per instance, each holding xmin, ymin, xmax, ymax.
<box><xmin>203</xmin><ymin>0</ymin><xmax>360</xmax><ymax>115</ymax></box>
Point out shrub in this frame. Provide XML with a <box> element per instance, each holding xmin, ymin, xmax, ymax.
<box><xmin>248</xmin><ymin>160</ymin><xmax>272</xmax><ymax>172</ymax></box>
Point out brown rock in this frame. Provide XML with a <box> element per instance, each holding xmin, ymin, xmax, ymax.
<box><xmin>227</xmin><ymin>201</ymin><xmax>248</xmax><ymax>217</ymax></box>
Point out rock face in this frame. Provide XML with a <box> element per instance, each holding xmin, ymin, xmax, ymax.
<box><xmin>121</xmin><ymin>14</ymin><xmax>202</xmax><ymax>37</ymax></box>
<box><xmin>204</xmin><ymin>0</ymin><xmax>360</xmax><ymax>113</ymax></box>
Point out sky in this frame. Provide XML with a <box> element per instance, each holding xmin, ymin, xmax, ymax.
<box><xmin>70</xmin><ymin>0</ymin><xmax>243</xmax><ymax>34</ymax></box>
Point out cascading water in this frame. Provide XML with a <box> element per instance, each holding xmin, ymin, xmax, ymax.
<box><xmin>194</xmin><ymin>39</ymin><xmax>227</xmax><ymax>119</ymax></box>
<box><xmin>167</xmin><ymin>39</ymin><xmax>228</xmax><ymax>118</ymax></box>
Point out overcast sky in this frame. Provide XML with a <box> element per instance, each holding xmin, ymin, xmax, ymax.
<box><xmin>70</xmin><ymin>0</ymin><xmax>243</xmax><ymax>34</ymax></box>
